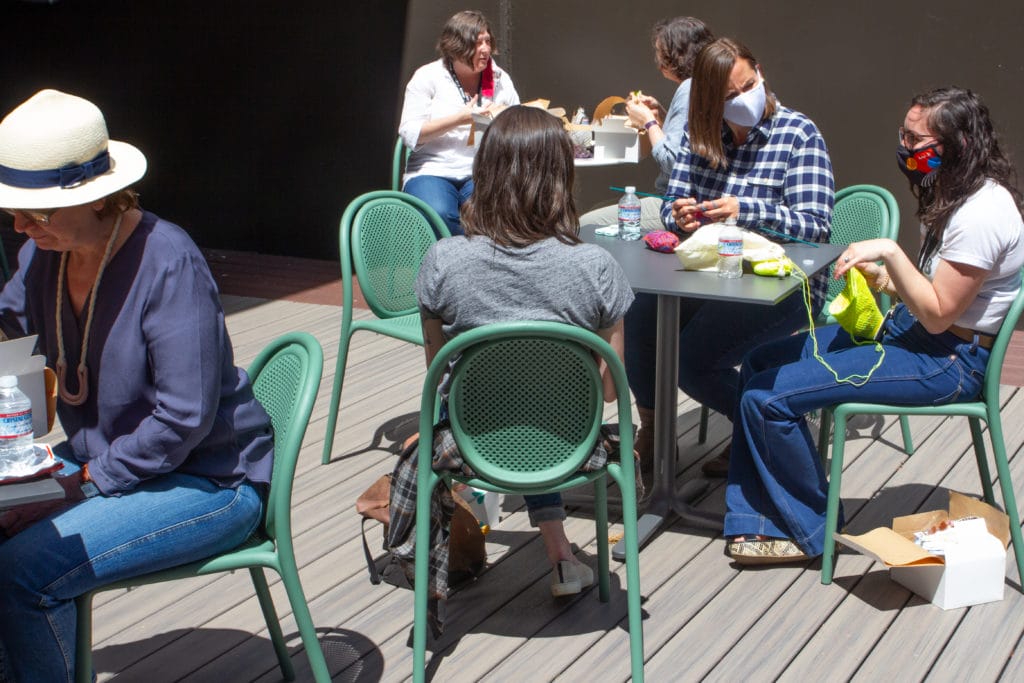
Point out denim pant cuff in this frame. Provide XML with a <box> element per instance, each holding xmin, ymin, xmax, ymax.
<box><xmin>527</xmin><ymin>505</ymin><xmax>566</xmax><ymax>526</ymax></box>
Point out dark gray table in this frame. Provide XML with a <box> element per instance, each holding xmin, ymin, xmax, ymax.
<box><xmin>582</xmin><ymin>228</ymin><xmax>844</xmax><ymax>558</ymax></box>
<box><xmin>0</xmin><ymin>476</ymin><xmax>64</xmax><ymax>509</ymax></box>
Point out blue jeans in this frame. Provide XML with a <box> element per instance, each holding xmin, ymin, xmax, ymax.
<box><xmin>0</xmin><ymin>451</ymin><xmax>263</xmax><ymax>682</ymax></box>
<box><xmin>624</xmin><ymin>290</ymin><xmax>812</xmax><ymax>415</ymax></box>
<box><xmin>724</xmin><ymin>304</ymin><xmax>989</xmax><ymax>556</ymax></box>
<box><xmin>403</xmin><ymin>175</ymin><xmax>474</xmax><ymax>237</ymax></box>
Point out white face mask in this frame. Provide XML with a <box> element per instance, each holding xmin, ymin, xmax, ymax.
<box><xmin>723</xmin><ymin>76</ymin><xmax>766</xmax><ymax>128</ymax></box>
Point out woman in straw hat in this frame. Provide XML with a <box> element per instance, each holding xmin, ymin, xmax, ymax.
<box><xmin>0</xmin><ymin>90</ymin><xmax>272</xmax><ymax>681</ymax></box>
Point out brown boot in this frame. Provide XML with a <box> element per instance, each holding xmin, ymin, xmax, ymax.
<box><xmin>635</xmin><ymin>406</ymin><xmax>655</xmax><ymax>492</ymax></box>
<box><xmin>701</xmin><ymin>443</ymin><xmax>730</xmax><ymax>478</ymax></box>
<box><xmin>635</xmin><ymin>406</ymin><xmax>655</xmax><ymax>466</ymax></box>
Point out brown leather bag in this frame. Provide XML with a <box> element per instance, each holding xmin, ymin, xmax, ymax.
<box><xmin>356</xmin><ymin>472</ymin><xmax>486</xmax><ymax>587</ymax></box>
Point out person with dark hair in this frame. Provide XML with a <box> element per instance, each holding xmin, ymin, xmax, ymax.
<box><xmin>625</xmin><ymin>37</ymin><xmax>834</xmax><ymax>478</ymax></box>
<box><xmin>415</xmin><ymin>106</ymin><xmax>634</xmax><ymax>595</ymax></box>
<box><xmin>581</xmin><ymin>16</ymin><xmax>714</xmax><ymax>232</ymax></box>
<box><xmin>0</xmin><ymin>90</ymin><xmax>272</xmax><ymax>681</ymax></box>
<box><xmin>398</xmin><ymin>10</ymin><xmax>519</xmax><ymax>236</ymax></box>
<box><xmin>724</xmin><ymin>86</ymin><xmax>1024</xmax><ymax>564</ymax></box>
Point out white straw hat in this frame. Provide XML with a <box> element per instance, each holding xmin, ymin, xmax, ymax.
<box><xmin>0</xmin><ymin>89</ymin><xmax>147</xmax><ymax>209</ymax></box>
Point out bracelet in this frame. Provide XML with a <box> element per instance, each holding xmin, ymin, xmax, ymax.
<box><xmin>643</xmin><ymin>119</ymin><xmax>659</xmax><ymax>132</ymax></box>
<box><xmin>873</xmin><ymin>272</ymin><xmax>891</xmax><ymax>294</ymax></box>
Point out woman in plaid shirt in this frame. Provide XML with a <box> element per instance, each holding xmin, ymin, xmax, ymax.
<box><xmin>625</xmin><ymin>38</ymin><xmax>835</xmax><ymax>479</ymax></box>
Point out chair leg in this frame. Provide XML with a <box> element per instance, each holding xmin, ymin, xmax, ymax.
<box><xmin>821</xmin><ymin>409</ymin><xmax>848</xmax><ymax>585</ymax></box>
<box><xmin>987</xmin><ymin>414</ymin><xmax>1024</xmax><ymax>585</ymax></box>
<box><xmin>817</xmin><ymin>407</ymin><xmax>833</xmax><ymax>464</ymax></box>
<box><xmin>968</xmin><ymin>417</ymin><xmax>995</xmax><ymax>506</ymax></box>
<box><xmin>249</xmin><ymin>567</ymin><xmax>296</xmax><ymax>681</ymax></box>
<box><xmin>612</xmin><ymin>461</ymin><xmax>645</xmax><ymax>682</ymax></box>
<box><xmin>698</xmin><ymin>405</ymin><xmax>709</xmax><ymax>444</ymax></box>
<box><xmin>74</xmin><ymin>592</ymin><xmax>95</xmax><ymax>683</ymax></box>
<box><xmin>594</xmin><ymin>477</ymin><xmax>610</xmax><ymax>603</ymax></box>
<box><xmin>321</xmin><ymin>323</ymin><xmax>353</xmax><ymax>465</ymax></box>
<box><xmin>899</xmin><ymin>415</ymin><xmax>914</xmax><ymax>455</ymax></box>
<box><xmin>276</xmin><ymin>558</ymin><xmax>332</xmax><ymax>683</ymax></box>
<box><xmin>413</xmin><ymin>470</ymin><xmax>441</xmax><ymax>683</ymax></box>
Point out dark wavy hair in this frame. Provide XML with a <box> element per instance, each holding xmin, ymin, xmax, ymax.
<box><xmin>436</xmin><ymin>10</ymin><xmax>496</xmax><ymax>68</ymax></box>
<box><xmin>652</xmin><ymin>17</ymin><xmax>715</xmax><ymax>82</ymax></box>
<box><xmin>911</xmin><ymin>87</ymin><xmax>1023</xmax><ymax>236</ymax></box>
<box><xmin>462</xmin><ymin>106</ymin><xmax>580</xmax><ymax>248</ymax></box>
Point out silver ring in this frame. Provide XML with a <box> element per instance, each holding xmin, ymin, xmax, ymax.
<box><xmin>843</xmin><ymin>256</ymin><xmax>851</xmax><ymax>263</ymax></box>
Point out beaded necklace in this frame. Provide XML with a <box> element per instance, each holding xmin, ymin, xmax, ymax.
<box><xmin>55</xmin><ymin>212</ymin><xmax>123</xmax><ymax>406</ymax></box>
<box><xmin>446</xmin><ymin>60</ymin><xmax>480</xmax><ymax>105</ymax></box>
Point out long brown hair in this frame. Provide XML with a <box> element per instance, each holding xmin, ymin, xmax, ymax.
<box><xmin>462</xmin><ymin>106</ymin><xmax>580</xmax><ymax>247</ymax></box>
<box><xmin>910</xmin><ymin>87</ymin><xmax>1023</xmax><ymax>251</ymax></box>
<box><xmin>688</xmin><ymin>38</ymin><xmax>776</xmax><ymax>169</ymax></box>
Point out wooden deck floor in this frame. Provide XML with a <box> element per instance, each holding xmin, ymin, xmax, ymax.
<box><xmin>63</xmin><ymin>287</ymin><xmax>1024</xmax><ymax>682</ymax></box>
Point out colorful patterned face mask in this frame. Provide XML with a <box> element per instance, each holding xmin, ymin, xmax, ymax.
<box><xmin>897</xmin><ymin>140</ymin><xmax>942</xmax><ymax>187</ymax></box>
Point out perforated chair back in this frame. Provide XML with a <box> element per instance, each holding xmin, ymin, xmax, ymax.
<box><xmin>346</xmin><ymin>191</ymin><xmax>449</xmax><ymax>320</ymax></box>
<box><xmin>448</xmin><ymin>335</ymin><xmax>604</xmax><ymax>489</ymax></box>
<box><xmin>391</xmin><ymin>136</ymin><xmax>411</xmax><ymax>190</ymax></box>
<box><xmin>322</xmin><ymin>191</ymin><xmax>449</xmax><ymax>465</ymax></box>
<box><xmin>412</xmin><ymin>320</ymin><xmax>644</xmax><ymax>681</ymax></box>
<box><xmin>249</xmin><ymin>332</ymin><xmax>323</xmax><ymax>541</ymax></box>
<box><xmin>826</xmin><ymin>184</ymin><xmax>900</xmax><ymax>307</ymax></box>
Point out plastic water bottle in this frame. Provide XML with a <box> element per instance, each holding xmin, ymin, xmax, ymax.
<box><xmin>0</xmin><ymin>375</ymin><xmax>34</xmax><ymax>476</ymax></box>
<box><xmin>618</xmin><ymin>186</ymin><xmax>642</xmax><ymax>241</ymax></box>
<box><xmin>717</xmin><ymin>217</ymin><xmax>743</xmax><ymax>278</ymax></box>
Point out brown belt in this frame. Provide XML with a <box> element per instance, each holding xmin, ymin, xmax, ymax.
<box><xmin>947</xmin><ymin>324</ymin><xmax>995</xmax><ymax>349</ymax></box>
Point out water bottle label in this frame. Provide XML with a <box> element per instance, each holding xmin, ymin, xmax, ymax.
<box><xmin>718</xmin><ymin>238</ymin><xmax>743</xmax><ymax>257</ymax></box>
<box><xmin>619</xmin><ymin>205</ymin><xmax>641</xmax><ymax>223</ymax></box>
<box><xmin>0</xmin><ymin>409</ymin><xmax>32</xmax><ymax>439</ymax></box>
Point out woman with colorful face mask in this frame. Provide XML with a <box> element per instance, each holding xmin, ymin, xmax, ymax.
<box><xmin>723</xmin><ymin>86</ymin><xmax>1024</xmax><ymax>564</ymax></box>
<box><xmin>398</xmin><ymin>10</ymin><xmax>520</xmax><ymax>236</ymax></box>
<box><xmin>625</xmin><ymin>37</ymin><xmax>835</xmax><ymax>479</ymax></box>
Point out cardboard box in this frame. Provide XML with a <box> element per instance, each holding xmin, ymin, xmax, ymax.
<box><xmin>836</xmin><ymin>491</ymin><xmax>1010</xmax><ymax>609</ymax></box>
<box><xmin>0</xmin><ymin>335</ymin><xmax>50</xmax><ymax>437</ymax></box>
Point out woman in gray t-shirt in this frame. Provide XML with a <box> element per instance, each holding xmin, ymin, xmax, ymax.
<box><xmin>416</xmin><ymin>105</ymin><xmax>634</xmax><ymax>597</ymax></box>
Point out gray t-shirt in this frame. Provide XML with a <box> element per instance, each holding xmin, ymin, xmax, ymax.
<box><xmin>416</xmin><ymin>235</ymin><xmax>635</xmax><ymax>339</ymax></box>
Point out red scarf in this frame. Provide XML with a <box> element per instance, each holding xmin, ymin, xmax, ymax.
<box><xmin>480</xmin><ymin>59</ymin><xmax>494</xmax><ymax>99</ymax></box>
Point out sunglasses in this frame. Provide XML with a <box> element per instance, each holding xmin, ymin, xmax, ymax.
<box><xmin>2</xmin><ymin>207</ymin><xmax>59</xmax><ymax>226</ymax></box>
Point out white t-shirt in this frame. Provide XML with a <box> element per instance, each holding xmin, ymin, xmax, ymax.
<box><xmin>920</xmin><ymin>179</ymin><xmax>1024</xmax><ymax>333</ymax></box>
<box><xmin>398</xmin><ymin>59</ymin><xmax>519</xmax><ymax>185</ymax></box>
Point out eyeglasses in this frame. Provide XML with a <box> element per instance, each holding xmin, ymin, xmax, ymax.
<box><xmin>898</xmin><ymin>126</ymin><xmax>938</xmax><ymax>150</ymax></box>
<box><xmin>2</xmin><ymin>207</ymin><xmax>59</xmax><ymax>226</ymax></box>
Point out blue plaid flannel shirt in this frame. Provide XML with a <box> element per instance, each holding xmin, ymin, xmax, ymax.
<box><xmin>661</xmin><ymin>103</ymin><xmax>835</xmax><ymax>306</ymax></box>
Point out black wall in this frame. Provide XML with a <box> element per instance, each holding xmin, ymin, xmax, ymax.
<box><xmin>4</xmin><ymin>1</ymin><xmax>1023</xmax><ymax>259</ymax></box>
<box><xmin>2</xmin><ymin>0</ymin><xmax>409</xmax><ymax>258</ymax></box>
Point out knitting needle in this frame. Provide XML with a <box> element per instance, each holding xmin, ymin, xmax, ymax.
<box><xmin>607</xmin><ymin>186</ymin><xmax>821</xmax><ymax>247</ymax></box>
<box><xmin>754</xmin><ymin>226</ymin><xmax>820</xmax><ymax>247</ymax></box>
<box><xmin>608</xmin><ymin>186</ymin><xmax>671</xmax><ymax>200</ymax></box>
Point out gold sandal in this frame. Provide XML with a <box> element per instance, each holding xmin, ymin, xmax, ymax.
<box><xmin>727</xmin><ymin>537</ymin><xmax>809</xmax><ymax>565</ymax></box>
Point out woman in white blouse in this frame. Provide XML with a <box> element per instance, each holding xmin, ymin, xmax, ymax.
<box><xmin>398</xmin><ymin>10</ymin><xmax>519</xmax><ymax>236</ymax></box>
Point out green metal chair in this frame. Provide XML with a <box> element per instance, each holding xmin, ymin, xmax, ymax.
<box><xmin>321</xmin><ymin>190</ymin><xmax>450</xmax><ymax>464</ymax></box>
<box><xmin>697</xmin><ymin>184</ymin><xmax>911</xmax><ymax>450</ymax></box>
<box><xmin>391</xmin><ymin>136</ymin><xmax>411</xmax><ymax>191</ymax></box>
<box><xmin>820</xmin><ymin>278</ymin><xmax>1024</xmax><ymax>587</ymax></box>
<box><xmin>75</xmin><ymin>332</ymin><xmax>329</xmax><ymax>683</ymax></box>
<box><xmin>413</xmin><ymin>321</ymin><xmax>644</xmax><ymax>682</ymax></box>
